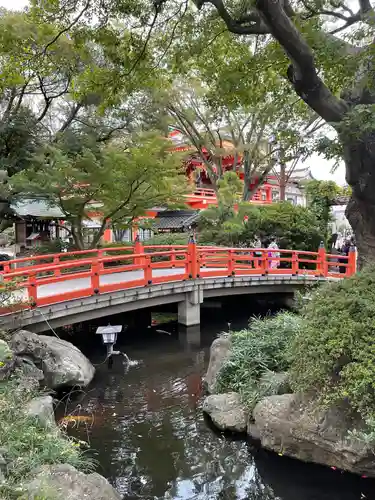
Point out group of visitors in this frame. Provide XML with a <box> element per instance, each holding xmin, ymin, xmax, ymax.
<box><xmin>329</xmin><ymin>236</ymin><xmax>355</xmax><ymax>274</ymax></box>
<box><xmin>252</xmin><ymin>236</ymin><xmax>280</xmax><ymax>269</ymax></box>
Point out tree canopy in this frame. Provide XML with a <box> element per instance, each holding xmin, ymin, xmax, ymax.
<box><xmin>12</xmin><ymin>133</ymin><xmax>186</xmax><ymax>249</ymax></box>
<box><xmin>198</xmin><ymin>172</ymin><xmax>324</xmax><ymax>250</ymax></box>
<box><xmin>3</xmin><ymin>0</ymin><xmax>375</xmax><ymax>259</ymax></box>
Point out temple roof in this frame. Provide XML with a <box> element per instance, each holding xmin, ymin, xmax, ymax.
<box><xmin>11</xmin><ymin>198</ymin><xmax>65</xmax><ymax>219</ymax></box>
<box><xmin>153</xmin><ymin>210</ymin><xmax>199</xmax><ymax>231</ymax></box>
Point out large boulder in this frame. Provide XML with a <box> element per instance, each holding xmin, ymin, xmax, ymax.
<box><xmin>250</xmin><ymin>393</ymin><xmax>375</xmax><ymax>477</ymax></box>
<box><xmin>26</xmin><ymin>395</ymin><xmax>55</xmax><ymax>428</ymax></box>
<box><xmin>11</xmin><ymin>331</ymin><xmax>95</xmax><ymax>390</ymax></box>
<box><xmin>203</xmin><ymin>392</ymin><xmax>248</xmax><ymax>433</ymax></box>
<box><xmin>205</xmin><ymin>335</ymin><xmax>232</xmax><ymax>393</ymax></box>
<box><xmin>23</xmin><ymin>464</ymin><xmax>121</xmax><ymax>500</ymax></box>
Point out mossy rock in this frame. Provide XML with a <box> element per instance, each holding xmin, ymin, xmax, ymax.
<box><xmin>0</xmin><ymin>340</ymin><xmax>13</xmax><ymax>364</ymax></box>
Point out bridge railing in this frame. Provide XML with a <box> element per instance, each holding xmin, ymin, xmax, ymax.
<box><xmin>0</xmin><ymin>242</ymin><xmax>357</xmax><ymax>310</ymax></box>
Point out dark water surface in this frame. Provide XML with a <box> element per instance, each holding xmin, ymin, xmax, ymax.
<box><xmin>59</xmin><ymin>307</ymin><xmax>374</xmax><ymax>500</ymax></box>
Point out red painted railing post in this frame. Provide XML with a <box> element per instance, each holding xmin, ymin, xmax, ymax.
<box><xmin>316</xmin><ymin>241</ymin><xmax>326</xmax><ymax>276</ymax></box>
<box><xmin>170</xmin><ymin>248</ymin><xmax>176</xmax><ymax>268</ymax></box>
<box><xmin>227</xmin><ymin>249</ymin><xmax>235</xmax><ymax>276</ymax></box>
<box><xmin>347</xmin><ymin>246</ymin><xmax>357</xmax><ymax>276</ymax></box>
<box><xmin>53</xmin><ymin>256</ymin><xmax>61</xmax><ymax>277</ymax></box>
<box><xmin>134</xmin><ymin>235</ymin><xmax>144</xmax><ymax>266</ymax></box>
<box><xmin>261</xmin><ymin>249</ymin><xmax>269</xmax><ymax>274</ymax></box>
<box><xmin>97</xmin><ymin>249</ymin><xmax>104</xmax><ymax>272</ymax></box>
<box><xmin>291</xmin><ymin>251</ymin><xmax>299</xmax><ymax>274</ymax></box>
<box><xmin>91</xmin><ymin>257</ymin><xmax>100</xmax><ymax>294</ymax></box>
<box><xmin>144</xmin><ymin>255</ymin><xmax>152</xmax><ymax>285</ymax></box>
<box><xmin>188</xmin><ymin>235</ymin><xmax>198</xmax><ymax>279</ymax></box>
<box><xmin>28</xmin><ymin>272</ymin><xmax>37</xmax><ymax>307</ymax></box>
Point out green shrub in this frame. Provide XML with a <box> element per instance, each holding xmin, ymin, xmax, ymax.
<box><xmin>0</xmin><ymin>374</ymin><xmax>92</xmax><ymax>498</ymax></box>
<box><xmin>0</xmin><ymin>340</ymin><xmax>12</xmax><ymax>364</ymax></box>
<box><xmin>216</xmin><ymin>311</ymin><xmax>301</xmax><ymax>408</ymax></box>
<box><xmin>240</xmin><ymin>202</ymin><xmax>324</xmax><ymax>252</ymax></box>
<box><xmin>198</xmin><ymin>201</ymin><xmax>325</xmax><ymax>252</ymax></box>
<box><xmin>142</xmin><ymin>232</ymin><xmax>190</xmax><ymax>246</ymax></box>
<box><xmin>290</xmin><ymin>264</ymin><xmax>375</xmax><ymax>421</ymax></box>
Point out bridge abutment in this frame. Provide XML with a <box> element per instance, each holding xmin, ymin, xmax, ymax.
<box><xmin>178</xmin><ymin>289</ymin><xmax>203</xmax><ymax>326</ymax></box>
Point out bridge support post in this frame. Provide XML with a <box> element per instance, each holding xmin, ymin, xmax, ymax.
<box><xmin>178</xmin><ymin>288</ymin><xmax>203</xmax><ymax>326</ymax></box>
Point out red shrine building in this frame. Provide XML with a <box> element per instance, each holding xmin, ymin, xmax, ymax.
<box><xmin>4</xmin><ymin>129</ymin><xmax>313</xmax><ymax>251</ymax></box>
<box><xmin>167</xmin><ymin>128</ymin><xmax>312</xmax><ymax>211</ymax></box>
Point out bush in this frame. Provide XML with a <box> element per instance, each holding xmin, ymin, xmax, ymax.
<box><xmin>198</xmin><ymin>201</ymin><xmax>324</xmax><ymax>252</ymax></box>
<box><xmin>290</xmin><ymin>264</ymin><xmax>375</xmax><ymax>421</ymax></box>
<box><xmin>215</xmin><ymin>312</ymin><xmax>301</xmax><ymax>408</ymax></box>
<box><xmin>142</xmin><ymin>232</ymin><xmax>190</xmax><ymax>246</ymax></box>
<box><xmin>0</xmin><ymin>372</ymin><xmax>92</xmax><ymax>498</ymax></box>
<box><xmin>240</xmin><ymin>202</ymin><xmax>324</xmax><ymax>251</ymax></box>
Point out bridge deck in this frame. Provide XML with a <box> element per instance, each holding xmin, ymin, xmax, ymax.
<box><xmin>36</xmin><ymin>268</ymin><xmax>200</xmax><ymax>298</ymax></box>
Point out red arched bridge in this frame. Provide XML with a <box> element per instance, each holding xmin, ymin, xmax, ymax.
<box><xmin>0</xmin><ymin>241</ymin><xmax>356</xmax><ymax>332</ymax></box>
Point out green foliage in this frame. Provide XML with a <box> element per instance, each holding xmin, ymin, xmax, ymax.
<box><xmin>139</xmin><ymin>232</ymin><xmax>190</xmax><ymax>246</ymax></box>
<box><xmin>240</xmin><ymin>202</ymin><xmax>324</xmax><ymax>251</ymax></box>
<box><xmin>0</xmin><ymin>6</ymin><xmax>166</xmax><ymax>229</ymax></box>
<box><xmin>290</xmin><ymin>265</ymin><xmax>375</xmax><ymax>421</ymax></box>
<box><xmin>0</xmin><ymin>373</ymin><xmax>92</xmax><ymax>498</ymax></box>
<box><xmin>12</xmin><ymin>132</ymin><xmax>186</xmax><ymax>249</ymax></box>
<box><xmin>215</xmin><ymin>312</ymin><xmax>301</xmax><ymax>408</ymax></box>
<box><xmin>199</xmin><ymin>197</ymin><xmax>324</xmax><ymax>251</ymax></box>
<box><xmin>304</xmin><ymin>179</ymin><xmax>342</xmax><ymax>243</ymax></box>
<box><xmin>0</xmin><ymin>340</ymin><xmax>12</xmax><ymax>364</ymax></box>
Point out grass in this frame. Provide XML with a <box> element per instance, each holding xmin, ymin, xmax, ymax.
<box><xmin>215</xmin><ymin>311</ymin><xmax>301</xmax><ymax>409</ymax></box>
<box><xmin>0</xmin><ymin>372</ymin><xmax>93</xmax><ymax>499</ymax></box>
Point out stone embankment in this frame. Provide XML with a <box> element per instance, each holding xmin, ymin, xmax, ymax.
<box><xmin>0</xmin><ymin>332</ymin><xmax>121</xmax><ymax>499</ymax></box>
<box><xmin>203</xmin><ymin>336</ymin><xmax>375</xmax><ymax>477</ymax></box>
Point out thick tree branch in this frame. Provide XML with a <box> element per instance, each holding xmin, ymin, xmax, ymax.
<box><xmin>196</xmin><ymin>0</ymin><xmax>270</xmax><ymax>34</ymax></box>
<box><xmin>1</xmin><ymin>88</ymin><xmax>16</xmax><ymax>124</ymax></box>
<box><xmin>254</xmin><ymin>0</ymin><xmax>349</xmax><ymax>123</ymax></box>
<box><xmin>58</xmin><ymin>103</ymin><xmax>82</xmax><ymax>133</ymax></box>
<box><xmin>41</xmin><ymin>0</ymin><xmax>90</xmax><ymax>55</ymax></box>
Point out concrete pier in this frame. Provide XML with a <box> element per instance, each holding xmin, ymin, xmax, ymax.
<box><xmin>178</xmin><ymin>289</ymin><xmax>203</xmax><ymax>326</ymax></box>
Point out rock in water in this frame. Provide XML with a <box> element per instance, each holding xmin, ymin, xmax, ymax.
<box><xmin>24</xmin><ymin>464</ymin><xmax>121</xmax><ymax>500</ymax></box>
<box><xmin>11</xmin><ymin>331</ymin><xmax>95</xmax><ymax>389</ymax></box>
<box><xmin>205</xmin><ymin>336</ymin><xmax>232</xmax><ymax>393</ymax></box>
<box><xmin>203</xmin><ymin>393</ymin><xmax>248</xmax><ymax>432</ymax></box>
<box><xmin>26</xmin><ymin>395</ymin><xmax>55</xmax><ymax>428</ymax></box>
<box><xmin>251</xmin><ymin>393</ymin><xmax>375</xmax><ymax>477</ymax></box>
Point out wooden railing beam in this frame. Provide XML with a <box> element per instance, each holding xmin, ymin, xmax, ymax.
<box><xmin>0</xmin><ymin>244</ymin><xmax>357</xmax><ymax>310</ymax></box>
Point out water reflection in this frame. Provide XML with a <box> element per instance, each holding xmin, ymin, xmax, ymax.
<box><xmin>61</xmin><ymin>319</ymin><xmax>374</xmax><ymax>500</ymax></box>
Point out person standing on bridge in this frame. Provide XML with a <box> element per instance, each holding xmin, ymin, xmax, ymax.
<box><xmin>268</xmin><ymin>238</ymin><xmax>280</xmax><ymax>269</ymax></box>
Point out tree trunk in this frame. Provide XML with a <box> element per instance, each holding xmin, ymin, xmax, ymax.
<box><xmin>71</xmin><ymin>224</ymin><xmax>85</xmax><ymax>250</ymax></box>
<box><xmin>242</xmin><ymin>151</ymin><xmax>252</xmax><ymax>201</ymax></box>
<box><xmin>344</xmin><ymin>134</ymin><xmax>375</xmax><ymax>268</ymax></box>
<box><xmin>90</xmin><ymin>226</ymin><xmax>106</xmax><ymax>249</ymax></box>
<box><xmin>279</xmin><ymin>163</ymin><xmax>286</xmax><ymax>201</ymax></box>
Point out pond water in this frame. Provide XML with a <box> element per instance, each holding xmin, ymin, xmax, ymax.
<box><xmin>58</xmin><ymin>305</ymin><xmax>374</xmax><ymax>500</ymax></box>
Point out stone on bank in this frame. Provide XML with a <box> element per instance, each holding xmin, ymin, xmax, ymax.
<box><xmin>250</xmin><ymin>393</ymin><xmax>375</xmax><ymax>477</ymax></box>
<box><xmin>26</xmin><ymin>395</ymin><xmax>55</xmax><ymax>428</ymax></box>
<box><xmin>205</xmin><ymin>335</ymin><xmax>231</xmax><ymax>394</ymax></box>
<box><xmin>203</xmin><ymin>393</ymin><xmax>248</xmax><ymax>433</ymax></box>
<box><xmin>204</xmin><ymin>334</ymin><xmax>375</xmax><ymax>478</ymax></box>
<box><xmin>11</xmin><ymin>330</ymin><xmax>95</xmax><ymax>389</ymax></box>
<box><xmin>23</xmin><ymin>464</ymin><xmax>122</xmax><ymax>500</ymax></box>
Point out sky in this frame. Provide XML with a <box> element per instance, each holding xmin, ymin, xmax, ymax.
<box><xmin>0</xmin><ymin>0</ymin><xmax>347</xmax><ymax>184</ymax></box>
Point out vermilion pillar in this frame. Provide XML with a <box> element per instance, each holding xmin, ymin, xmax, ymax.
<box><xmin>103</xmin><ymin>219</ymin><xmax>113</xmax><ymax>243</ymax></box>
<box><xmin>265</xmin><ymin>186</ymin><xmax>272</xmax><ymax>203</ymax></box>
